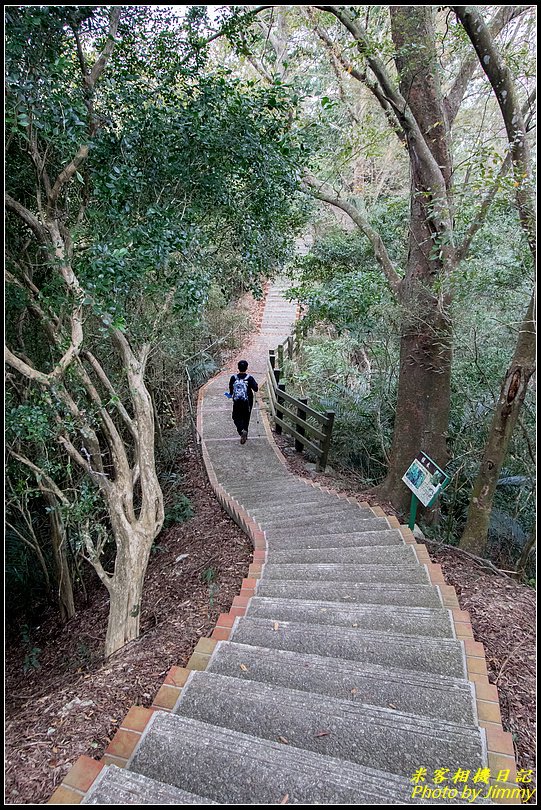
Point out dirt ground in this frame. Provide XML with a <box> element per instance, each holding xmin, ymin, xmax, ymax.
<box><xmin>5</xmin><ymin>438</ymin><xmax>254</xmax><ymax>805</ymax></box>
<box><xmin>5</xmin><ymin>404</ymin><xmax>536</xmax><ymax>805</ymax></box>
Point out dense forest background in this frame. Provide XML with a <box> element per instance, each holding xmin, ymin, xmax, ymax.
<box><xmin>5</xmin><ymin>5</ymin><xmax>536</xmax><ymax>658</ymax></box>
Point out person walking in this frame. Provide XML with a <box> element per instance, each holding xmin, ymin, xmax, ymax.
<box><xmin>228</xmin><ymin>360</ymin><xmax>258</xmax><ymax>444</ymax></box>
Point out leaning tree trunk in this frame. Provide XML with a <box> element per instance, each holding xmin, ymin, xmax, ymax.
<box><xmin>375</xmin><ymin>6</ymin><xmax>454</xmax><ymax>517</ymax></box>
<box><xmin>43</xmin><ymin>491</ymin><xmax>76</xmax><ymax>623</ymax></box>
<box><xmin>459</xmin><ymin>291</ymin><xmax>536</xmax><ymax>556</ymax></box>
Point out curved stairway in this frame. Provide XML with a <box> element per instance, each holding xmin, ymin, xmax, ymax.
<box><xmin>80</xmin><ymin>281</ymin><xmax>515</xmax><ymax>805</ymax></box>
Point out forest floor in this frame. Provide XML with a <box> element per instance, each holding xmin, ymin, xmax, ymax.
<box><xmin>5</xmin><ymin>395</ymin><xmax>535</xmax><ymax>805</ymax></box>
<box><xmin>5</xmin><ymin>436</ymin><xmax>254</xmax><ymax>805</ymax></box>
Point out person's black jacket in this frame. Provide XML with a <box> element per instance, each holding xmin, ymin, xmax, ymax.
<box><xmin>229</xmin><ymin>373</ymin><xmax>258</xmax><ymax>408</ymax></box>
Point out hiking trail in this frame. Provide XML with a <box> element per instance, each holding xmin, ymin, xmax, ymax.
<box><xmin>57</xmin><ymin>280</ymin><xmax>516</xmax><ymax>806</ymax></box>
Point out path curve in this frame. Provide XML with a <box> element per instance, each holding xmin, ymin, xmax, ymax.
<box><xmin>77</xmin><ymin>281</ymin><xmax>518</xmax><ymax>806</ymax></box>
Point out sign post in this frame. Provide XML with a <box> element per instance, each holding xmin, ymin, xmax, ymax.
<box><xmin>402</xmin><ymin>451</ymin><xmax>451</xmax><ymax>530</ymax></box>
<box><xmin>408</xmin><ymin>493</ymin><xmax>419</xmax><ymax>532</ymax></box>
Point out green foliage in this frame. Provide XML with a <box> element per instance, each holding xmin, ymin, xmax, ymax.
<box><xmin>282</xmin><ymin>331</ymin><xmax>397</xmax><ymax>480</ymax></box>
<box><xmin>285</xmin><ymin>203</ymin><xmax>534</xmax><ymax>565</ymax></box>
<box><xmin>5</xmin><ymin>5</ymin><xmax>305</xmax><ymax>629</ymax></box>
<box><xmin>163</xmin><ymin>495</ymin><xmax>194</xmax><ymax>529</ymax></box>
<box><xmin>287</xmin><ymin>226</ymin><xmax>396</xmax><ymax>334</ymax></box>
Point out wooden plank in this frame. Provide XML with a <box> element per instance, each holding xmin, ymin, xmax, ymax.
<box><xmin>266</xmin><ymin>375</ymin><xmax>331</xmax><ymax>426</ymax></box>
<box><xmin>266</xmin><ymin>383</ymin><xmax>327</xmax><ymax>442</ymax></box>
<box><xmin>272</xmin><ymin>415</ymin><xmax>322</xmax><ymax>458</ymax></box>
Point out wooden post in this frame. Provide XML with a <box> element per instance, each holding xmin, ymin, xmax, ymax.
<box><xmin>273</xmin><ymin>368</ymin><xmax>281</xmax><ymax>385</ymax></box>
<box><xmin>269</xmin><ymin>349</ymin><xmax>275</xmax><ymax>369</ymax></box>
<box><xmin>287</xmin><ymin>335</ymin><xmax>293</xmax><ymax>360</ymax></box>
<box><xmin>277</xmin><ymin>343</ymin><xmax>284</xmax><ymax>369</ymax></box>
<box><xmin>295</xmin><ymin>398</ymin><xmax>308</xmax><ymax>452</ymax></box>
<box><xmin>316</xmin><ymin>411</ymin><xmax>335</xmax><ymax>472</ymax></box>
<box><xmin>275</xmin><ymin>383</ymin><xmax>285</xmax><ymax>435</ymax></box>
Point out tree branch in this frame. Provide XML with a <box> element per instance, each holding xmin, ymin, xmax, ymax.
<box><xmin>314</xmin><ymin>5</ymin><xmax>453</xmax><ymax>238</ymax></box>
<box><xmin>302</xmin><ymin>172</ymin><xmax>402</xmax><ymax>296</ymax></box>
<box><xmin>444</xmin><ymin>6</ymin><xmax>534</xmax><ymax>126</ymax></box>
<box><xmin>8</xmin><ymin>451</ymin><xmax>70</xmax><ymax>506</ymax></box>
<box><xmin>453</xmin><ymin>6</ymin><xmax>536</xmax><ymax>261</ymax></box>
<box><xmin>49</xmin><ymin>145</ymin><xmax>89</xmax><ymax>207</ymax></box>
<box><xmin>82</xmin><ymin>350</ymin><xmax>137</xmax><ymax>439</ymax></box>
<box><xmin>305</xmin><ymin>8</ymin><xmax>405</xmax><ymax>142</ymax></box>
<box><xmin>5</xmin><ymin>194</ymin><xmax>49</xmax><ymax>243</ymax></box>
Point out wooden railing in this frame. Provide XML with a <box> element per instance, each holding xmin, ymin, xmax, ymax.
<box><xmin>265</xmin><ymin>339</ymin><xmax>335</xmax><ymax>472</ymax></box>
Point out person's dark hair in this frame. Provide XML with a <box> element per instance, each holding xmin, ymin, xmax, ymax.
<box><xmin>237</xmin><ymin>360</ymin><xmax>248</xmax><ymax>372</ymax></box>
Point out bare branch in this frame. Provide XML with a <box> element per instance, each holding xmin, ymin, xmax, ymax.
<box><xmin>57</xmin><ymin>433</ymin><xmax>111</xmax><ymax>494</ymax></box>
<box><xmin>86</xmin><ymin>7</ymin><xmax>121</xmax><ymax>89</ymax></box>
<box><xmin>5</xmin><ymin>194</ymin><xmax>49</xmax><ymax>243</ymax></box>
<box><xmin>82</xmin><ymin>351</ymin><xmax>137</xmax><ymax>439</ymax></box>
<box><xmin>455</xmin><ymin>91</ymin><xmax>535</xmax><ymax>263</ymax></box>
<box><xmin>80</xmin><ymin>521</ymin><xmax>113</xmax><ymax>589</ymax></box>
<box><xmin>445</xmin><ymin>6</ymin><xmax>534</xmax><ymax>126</ymax></box>
<box><xmin>8</xmin><ymin>451</ymin><xmax>70</xmax><ymax>506</ymax></box>
<box><xmin>302</xmin><ymin>173</ymin><xmax>402</xmax><ymax>296</ymax></box>
<box><xmin>305</xmin><ymin>8</ymin><xmax>405</xmax><ymax>142</ymax></box>
<box><xmin>454</xmin><ymin>5</ymin><xmax>536</xmax><ymax>261</ymax></box>
<box><xmin>49</xmin><ymin>144</ymin><xmax>89</xmax><ymax>207</ymax></box>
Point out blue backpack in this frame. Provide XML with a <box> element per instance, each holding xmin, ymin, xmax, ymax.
<box><xmin>232</xmin><ymin>374</ymin><xmax>250</xmax><ymax>402</ymax></box>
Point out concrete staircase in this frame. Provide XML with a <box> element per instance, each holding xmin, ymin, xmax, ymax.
<box><xmin>80</xmin><ymin>281</ymin><xmax>510</xmax><ymax>805</ymax></box>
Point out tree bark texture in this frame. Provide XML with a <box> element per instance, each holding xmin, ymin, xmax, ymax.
<box><xmin>374</xmin><ymin>6</ymin><xmax>454</xmax><ymax>516</ymax></box>
<box><xmin>375</xmin><ymin>288</ymin><xmax>453</xmax><ymax>516</ymax></box>
<box><xmin>459</xmin><ymin>291</ymin><xmax>536</xmax><ymax>556</ymax></box>
<box><xmin>104</xmin><ymin>532</ymin><xmax>151</xmax><ymax>656</ymax></box>
<box><xmin>43</xmin><ymin>492</ymin><xmax>76</xmax><ymax>623</ymax></box>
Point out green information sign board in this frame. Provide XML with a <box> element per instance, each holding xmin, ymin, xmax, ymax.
<box><xmin>402</xmin><ymin>452</ymin><xmax>451</xmax><ymax>529</ymax></box>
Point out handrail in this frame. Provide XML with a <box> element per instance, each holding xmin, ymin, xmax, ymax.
<box><xmin>264</xmin><ymin>337</ymin><xmax>335</xmax><ymax>472</ymax></box>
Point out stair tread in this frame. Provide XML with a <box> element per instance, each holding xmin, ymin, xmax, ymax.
<box><xmin>82</xmin><ymin>764</ymin><xmax>216</xmax><ymax>805</ymax></box>
<box><xmin>128</xmin><ymin>712</ymin><xmax>424</xmax><ymax>804</ymax></box>
<box><xmin>245</xmin><ymin>596</ymin><xmax>453</xmax><ymax>638</ymax></box>
<box><xmin>208</xmin><ymin>641</ymin><xmax>476</xmax><ymax>723</ymax></box>
<box><xmin>175</xmin><ymin>670</ymin><xmax>484</xmax><ymax>776</ymax></box>
<box><xmin>231</xmin><ymin>617</ymin><xmax>466</xmax><ymax>678</ymax></box>
<box><xmin>256</xmin><ymin>579</ymin><xmax>443</xmax><ymax>607</ymax></box>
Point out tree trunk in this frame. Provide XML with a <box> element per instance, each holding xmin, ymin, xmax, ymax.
<box><xmin>104</xmin><ymin>533</ymin><xmax>151</xmax><ymax>657</ymax></box>
<box><xmin>375</xmin><ymin>6</ymin><xmax>454</xmax><ymax>516</ymax></box>
<box><xmin>375</xmin><ymin>286</ymin><xmax>452</xmax><ymax>515</ymax></box>
<box><xmin>43</xmin><ymin>491</ymin><xmax>76</xmax><ymax>623</ymax></box>
<box><xmin>515</xmin><ymin>523</ymin><xmax>536</xmax><ymax>577</ymax></box>
<box><xmin>459</xmin><ymin>291</ymin><xmax>536</xmax><ymax>555</ymax></box>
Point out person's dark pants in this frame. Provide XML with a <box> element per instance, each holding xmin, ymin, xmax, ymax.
<box><xmin>232</xmin><ymin>401</ymin><xmax>252</xmax><ymax>435</ymax></box>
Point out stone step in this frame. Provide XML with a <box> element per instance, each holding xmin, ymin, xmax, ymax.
<box><xmin>225</xmin><ymin>482</ymin><xmax>319</xmax><ymax>500</ymax></box>
<box><xmin>82</xmin><ymin>764</ymin><xmax>215</xmax><ymax>805</ymax></box>
<box><xmin>250</xmin><ymin>506</ymin><xmax>379</xmax><ymax>524</ymax></box>
<box><xmin>267</xmin><ymin>529</ymin><xmax>405</xmax><ymax>550</ymax></box>
<box><xmin>256</xmin><ymin>579</ymin><xmax>442</xmax><ymax>607</ymax></box>
<box><xmin>261</xmin><ymin>563</ymin><xmax>429</xmax><ymax>584</ymax></box>
<box><xmin>128</xmin><ymin>712</ymin><xmax>419</xmax><ymax>804</ymax></box>
<box><xmin>231</xmin><ymin>617</ymin><xmax>466</xmax><ymax>678</ymax></box>
<box><xmin>207</xmin><ymin>641</ymin><xmax>476</xmax><ymax>724</ymax></box>
<box><xmin>266</xmin><ymin>546</ymin><xmax>416</xmax><ymax>566</ymax></box>
<box><xmin>263</xmin><ymin>513</ymin><xmax>386</xmax><ymax>531</ymax></box>
<box><xmin>176</xmin><ymin>671</ymin><xmax>485</xmax><ymax>777</ymax></box>
<box><xmin>247</xmin><ymin>501</ymin><xmax>368</xmax><ymax>518</ymax></box>
<box><xmin>265</xmin><ymin>518</ymin><xmax>390</xmax><ymax>536</ymax></box>
<box><xmin>245</xmin><ymin>597</ymin><xmax>453</xmax><ymax>639</ymax></box>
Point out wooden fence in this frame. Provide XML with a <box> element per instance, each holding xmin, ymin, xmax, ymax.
<box><xmin>265</xmin><ymin>337</ymin><xmax>335</xmax><ymax>472</ymax></box>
